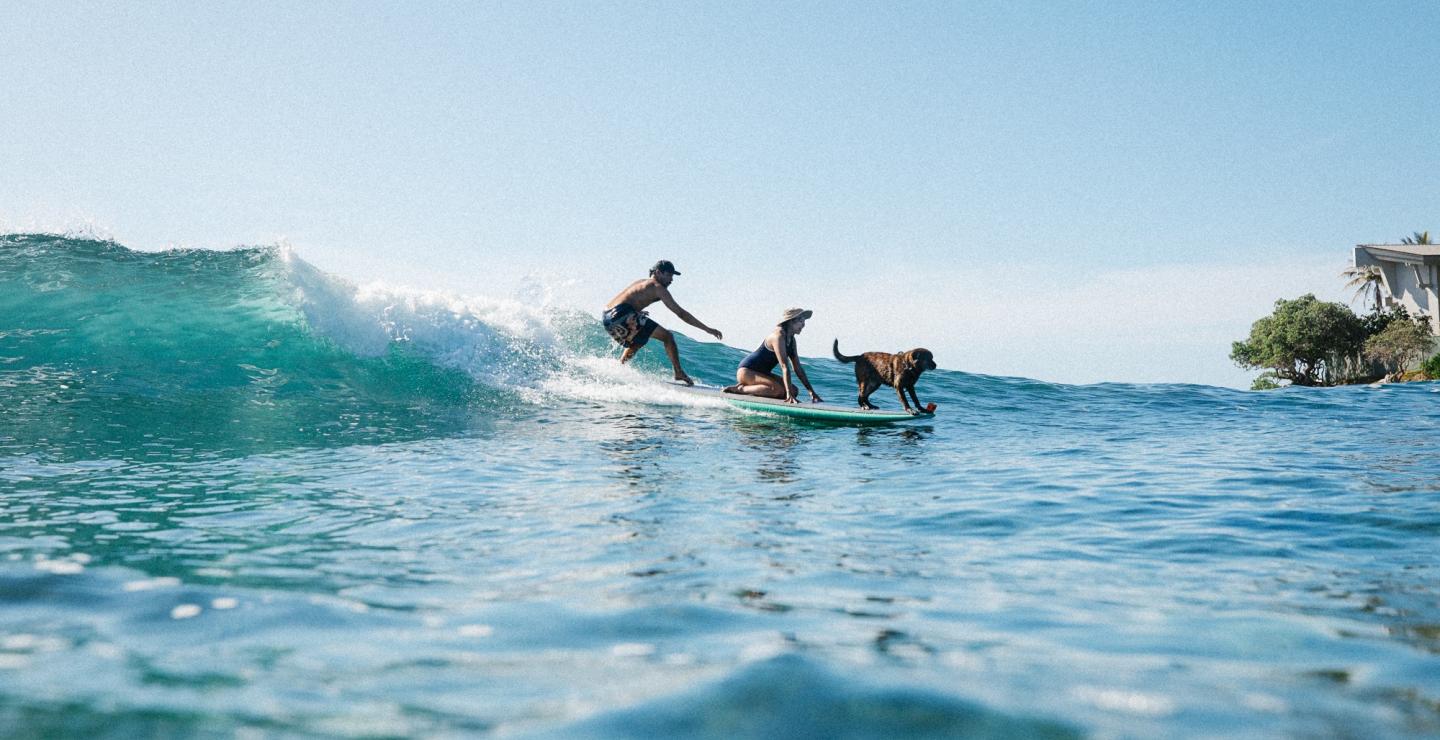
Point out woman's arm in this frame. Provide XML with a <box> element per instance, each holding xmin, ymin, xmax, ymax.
<box><xmin>789</xmin><ymin>341</ymin><xmax>822</xmax><ymax>402</ymax></box>
<box><xmin>773</xmin><ymin>330</ymin><xmax>798</xmax><ymax>402</ymax></box>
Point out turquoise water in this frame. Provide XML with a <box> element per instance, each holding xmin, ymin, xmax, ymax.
<box><xmin>2</xmin><ymin>234</ymin><xmax>1438</xmax><ymax>737</ymax></box>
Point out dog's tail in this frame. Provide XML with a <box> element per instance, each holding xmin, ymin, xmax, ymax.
<box><xmin>832</xmin><ymin>339</ymin><xmax>859</xmax><ymax>364</ymax></box>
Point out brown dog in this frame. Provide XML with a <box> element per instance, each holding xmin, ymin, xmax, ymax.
<box><xmin>832</xmin><ymin>340</ymin><xmax>937</xmax><ymax>413</ymax></box>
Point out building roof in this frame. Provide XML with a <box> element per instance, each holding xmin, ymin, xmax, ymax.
<box><xmin>1358</xmin><ymin>243</ymin><xmax>1440</xmax><ymax>265</ymax></box>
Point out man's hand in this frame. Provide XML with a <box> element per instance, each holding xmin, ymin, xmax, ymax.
<box><xmin>707</xmin><ymin>328</ymin><xmax>723</xmax><ymax>341</ymax></box>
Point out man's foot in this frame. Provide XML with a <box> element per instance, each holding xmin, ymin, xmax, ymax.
<box><xmin>674</xmin><ymin>374</ymin><xmax>694</xmax><ymax>387</ymax></box>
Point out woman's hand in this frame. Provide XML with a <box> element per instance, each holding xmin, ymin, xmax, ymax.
<box><xmin>809</xmin><ymin>392</ymin><xmax>823</xmax><ymax>403</ymax></box>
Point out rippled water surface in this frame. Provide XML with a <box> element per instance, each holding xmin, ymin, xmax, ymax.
<box><xmin>3</xmin><ymin>235</ymin><xmax>1439</xmax><ymax>737</ymax></box>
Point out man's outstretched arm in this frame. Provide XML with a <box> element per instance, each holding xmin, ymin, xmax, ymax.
<box><xmin>659</xmin><ymin>288</ymin><xmax>722</xmax><ymax>340</ymax></box>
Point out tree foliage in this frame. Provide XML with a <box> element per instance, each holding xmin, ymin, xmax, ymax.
<box><xmin>1422</xmin><ymin>354</ymin><xmax>1440</xmax><ymax>380</ymax></box>
<box><xmin>1361</xmin><ymin>304</ymin><xmax>1420</xmax><ymax>337</ymax></box>
<box><xmin>1364</xmin><ymin>315</ymin><xmax>1433</xmax><ymax>375</ymax></box>
<box><xmin>1249</xmin><ymin>372</ymin><xmax>1282</xmax><ymax>391</ymax></box>
<box><xmin>1401</xmin><ymin>231</ymin><xmax>1433</xmax><ymax>245</ymax></box>
<box><xmin>1231</xmin><ymin>295</ymin><xmax>1367</xmax><ymax>386</ymax></box>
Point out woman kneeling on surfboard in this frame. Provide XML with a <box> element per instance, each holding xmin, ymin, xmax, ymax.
<box><xmin>723</xmin><ymin>308</ymin><xmax>823</xmax><ymax>404</ymax></box>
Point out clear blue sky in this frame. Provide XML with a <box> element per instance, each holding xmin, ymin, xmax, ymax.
<box><xmin>4</xmin><ymin>2</ymin><xmax>1437</xmax><ymax>387</ymax></box>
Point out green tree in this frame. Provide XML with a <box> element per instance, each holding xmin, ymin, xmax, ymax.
<box><xmin>1361</xmin><ymin>304</ymin><xmax>1419</xmax><ymax>337</ymax></box>
<box><xmin>1340</xmin><ymin>264</ymin><xmax>1386</xmax><ymax>312</ymax></box>
<box><xmin>1250</xmin><ymin>372</ymin><xmax>1282</xmax><ymax>391</ymax></box>
<box><xmin>1364</xmin><ymin>315</ymin><xmax>1433</xmax><ymax>376</ymax></box>
<box><xmin>1401</xmin><ymin>231</ymin><xmax>1432</xmax><ymax>245</ymax></box>
<box><xmin>1231</xmin><ymin>294</ymin><xmax>1367</xmax><ymax>387</ymax></box>
<box><xmin>1421</xmin><ymin>353</ymin><xmax>1440</xmax><ymax>380</ymax></box>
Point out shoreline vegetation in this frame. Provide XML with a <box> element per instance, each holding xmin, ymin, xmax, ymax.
<box><xmin>1233</xmin><ymin>231</ymin><xmax>1439</xmax><ymax>390</ymax></box>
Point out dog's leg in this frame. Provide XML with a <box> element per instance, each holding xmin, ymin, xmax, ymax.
<box><xmin>859</xmin><ymin>379</ymin><xmax>879</xmax><ymax>410</ymax></box>
<box><xmin>907</xmin><ymin>384</ymin><xmax>923</xmax><ymax>412</ymax></box>
<box><xmin>895</xmin><ymin>383</ymin><xmax>912</xmax><ymax>412</ymax></box>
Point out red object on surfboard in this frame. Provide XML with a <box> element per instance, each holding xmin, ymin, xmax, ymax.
<box><xmin>925</xmin><ymin>402</ymin><xmax>937</xmax><ymax>413</ymax></box>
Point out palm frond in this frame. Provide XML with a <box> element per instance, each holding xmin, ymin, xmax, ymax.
<box><xmin>1340</xmin><ymin>265</ymin><xmax>1380</xmax><ymax>289</ymax></box>
<box><xmin>1339</xmin><ymin>265</ymin><xmax>1386</xmax><ymax>308</ymax></box>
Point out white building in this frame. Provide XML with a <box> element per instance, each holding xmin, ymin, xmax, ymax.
<box><xmin>1353</xmin><ymin>243</ymin><xmax>1440</xmax><ymax>335</ymax></box>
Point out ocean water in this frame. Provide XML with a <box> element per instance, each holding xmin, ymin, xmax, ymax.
<box><xmin>2</xmin><ymin>233</ymin><xmax>1438</xmax><ymax>738</ymax></box>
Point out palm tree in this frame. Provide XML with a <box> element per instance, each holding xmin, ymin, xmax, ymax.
<box><xmin>1341</xmin><ymin>264</ymin><xmax>1386</xmax><ymax>312</ymax></box>
<box><xmin>1401</xmin><ymin>231</ymin><xmax>1432</xmax><ymax>245</ymax></box>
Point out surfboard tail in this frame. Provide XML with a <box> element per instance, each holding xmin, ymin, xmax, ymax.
<box><xmin>833</xmin><ymin>339</ymin><xmax>859</xmax><ymax>364</ymax></box>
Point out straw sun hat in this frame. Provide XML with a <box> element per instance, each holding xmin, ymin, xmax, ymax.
<box><xmin>778</xmin><ymin>307</ymin><xmax>813</xmax><ymax>326</ymax></box>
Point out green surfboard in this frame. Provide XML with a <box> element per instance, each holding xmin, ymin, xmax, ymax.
<box><xmin>669</xmin><ymin>383</ymin><xmax>935</xmax><ymax>424</ymax></box>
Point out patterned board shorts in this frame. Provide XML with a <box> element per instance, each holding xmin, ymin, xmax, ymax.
<box><xmin>602</xmin><ymin>304</ymin><xmax>658</xmax><ymax>349</ymax></box>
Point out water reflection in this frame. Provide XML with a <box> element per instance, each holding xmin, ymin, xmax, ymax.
<box><xmin>595</xmin><ymin>411</ymin><xmax>682</xmax><ymax>493</ymax></box>
<box><xmin>854</xmin><ymin>424</ymin><xmax>933</xmax><ymax>465</ymax></box>
<box><xmin>730</xmin><ymin>417</ymin><xmax>807</xmax><ymax>485</ymax></box>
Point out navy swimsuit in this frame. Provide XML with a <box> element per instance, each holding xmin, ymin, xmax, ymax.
<box><xmin>738</xmin><ymin>336</ymin><xmax>796</xmax><ymax>374</ymax></box>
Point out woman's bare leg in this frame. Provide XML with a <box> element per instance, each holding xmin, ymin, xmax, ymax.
<box><xmin>726</xmin><ymin>369</ymin><xmax>785</xmax><ymax>397</ymax></box>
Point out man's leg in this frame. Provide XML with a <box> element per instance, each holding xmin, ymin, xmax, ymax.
<box><xmin>649</xmin><ymin>326</ymin><xmax>692</xmax><ymax>385</ymax></box>
<box><xmin>614</xmin><ymin>311</ymin><xmax>647</xmax><ymax>364</ymax></box>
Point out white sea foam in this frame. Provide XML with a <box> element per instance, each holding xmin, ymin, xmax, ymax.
<box><xmin>533</xmin><ymin>355</ymin><xmax>726</xmax><ymax>409</ymax></box>
<box><xmin>0</xmin><ymin>215</ymin><xmax>115</xmax><ymax>243</ymax></box>
<box><xmin>278</xmin><ymin>248</ymin><xmax>714</xmax><ymax>409</ymax></box>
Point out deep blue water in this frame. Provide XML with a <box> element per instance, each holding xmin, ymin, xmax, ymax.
<box><xmin>2</xmin><ymin>234</ymin><xmax>1438</xmax><ymax>737</ymax></box>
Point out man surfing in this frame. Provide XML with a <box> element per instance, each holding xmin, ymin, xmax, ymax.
<box><xmin>603</xmin><ymin>260</ymin><xmax>722</xmax><ymax>386</ymax></box>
